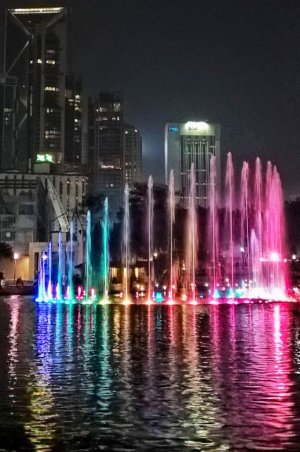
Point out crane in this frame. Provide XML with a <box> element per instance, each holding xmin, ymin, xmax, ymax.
<box><xmin>46</xmin><ymin>178</ymin><xmax>70</xmax><ymax>233</ymax></box>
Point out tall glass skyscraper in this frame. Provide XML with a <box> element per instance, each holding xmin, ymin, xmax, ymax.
<box><xmin>124</xmin><ymin>124</ymin><xmax>142</xmax><ymax>186</ymax></box>
<box><xmin>165</xmin><ymin>121</ymin><xmax>221</xmax><ymax>207</ymax></box>
<box><xmin>1</xmin><ymin>7</ymin><xmax>68</xmax><ymax>171</ymax></box>
<box><xmin>88</xmin><ymin>92</ymin><xmax>124</xmax><ymax>214</ymax></box>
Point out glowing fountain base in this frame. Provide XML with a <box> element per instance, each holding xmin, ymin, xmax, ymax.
<box><xmin>189</xmin><ymin>299</ymin><xmax>198</xmax><ymax>305</ymax></box>
<box><xmin>166</xmin><ymin>299</ymin><xmax>176</xmax><ymax>305</ymax></box>
<box><xmin>98</xmin><ymin>298</ymin><xmax>111</xmax><ymax>305</ymax></box>
<box><xmin>122</xmin><ymin>298</ymin><xmax>133</xmax><ymax>305</ymax></box>
<box><xmin>35</xmin><ymin>285</ymin><xmax>297</xmax><ymax>305</ymax></box>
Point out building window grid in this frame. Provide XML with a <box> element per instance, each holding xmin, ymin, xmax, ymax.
<box><xmin>181</xmin><ymin>135</ymin><xmax>215</xmax><ymax>206</ymax></box>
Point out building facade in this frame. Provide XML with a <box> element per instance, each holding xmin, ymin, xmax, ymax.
<box><xmin>65</xmin><ymin>74</ymin><xmax>83</xmax><ymax>164</ymax></box>
<box><xmin>88</xmin><ymin>92</ymin><xmax>124</xmax><ymax>214</ymax></box>
<box><xmin>1</xmin><ymin>7</ymin><xmax>68</xmax><ymax>171</ymax></box>
<box><xmin>165</xmin><ymin>121</ymin><xmax>221</xmax><ymax>207</ymax></box>
<box><xmin>0</xmin><ymin>168</ymin><xmax>88</xmax><ymax>280</ymax></box>
<box><xmin>124</xmin><ymin>124</ymin><xmax>142</xmax><ymax>186</ymax></box>
<box><xmin>0</xmin><ymin>172</ymin><xmax>48</xmax><ymax>253</ymax></box>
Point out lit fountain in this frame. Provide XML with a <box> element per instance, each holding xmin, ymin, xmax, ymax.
<box><xmin>240</xmin><ymin>161</ymin><xmax>251</xmax><ymax>293</ymax></box>
<box><xmin>147</xmin><ymin>175</ymin><xmax>154</xmax><ymax>304</ymax></box>
<box><xmin>185</xmin><ymin>163</ymin><xmax>198</xmax><ymax>304</ymax></box>
<box><xmin>222</xmin><ymin>158</ymin><xmax>289</xmax><ymax>301</ymax></box>
<box><xmin>56</xmin><ymin>232</ymin><xmax>63</xmax><ymax>300</ymax></box>
<box><xmin>123</xmin><ymin>184</ymin><xmax>132</xmax><ymax>305</ymax></box>
<box><xmin>100</xmin><ymin>197</ymin><xmax>110</xmax><ymax>304</ymax></box>
<box><xmin>225</xmin><ymin>152</ymin><xmax>235</xmax><ymax>298</ymax></box>
<box><xmin>208</xmin><ymin>155</ymin><xmax>219</xmax><ymax>299</ymax></box>
<box><xmin>250</xmin><ymin>158</ymin><xmax>263</xmax><ymax>297</ymax></box>
<box><xmin>47</xmin><ymin>241</ymin><xmax>52</xmax><ymax>300</ymax></box>
<box><xmin>36</xmin><ymin>251</ymin><xmax>48</xmax><ymax>302</ymax></box>
<box><xmin>261</xmin><ymin>164</ymin><xmax>288</xmax><ymax>299</ymax></box>
<box><xmin>168</xmin><ymin>170</ymin><xmax>176</xmax><ymax>304</ymax></box>
<box><xmin>35</xmin><ymin>154</ymin><xmax>292</xmax><ymax>305</ymax></box>
<box><xmin>84</xmin><ymin>211</ymin><xmax>93</xmax><ymax>304</ymax></box>
<box><xmin>66</xmin><ymin>221</ymin><xmax>75</xmax><ymax>303</ymax></box>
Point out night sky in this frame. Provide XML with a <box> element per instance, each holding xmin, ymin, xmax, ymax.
<box><xmin>4</xmin><ymin>0</ymin><xmax>300</xmax><ymax>196</ymax></box>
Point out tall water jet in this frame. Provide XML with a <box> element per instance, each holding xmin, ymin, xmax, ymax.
<box><xmin>225</xmin><ymin>152</ymin><xmax>235</xmax><ymax>291</ymax></box>
<box><xmin>101</xmin><ymin>197</ymin><xmax>110</xmax><ymax>301</ymax></box>
<box><xmin>208</xmin><ymin>155</ymin><xmax>219</xmax><ymax>296</ymax></box>
<box><xmin>147</xmin><ymin>176</ymin><xmax>154</xmax><ymax>302</ymax></box>
<box><xmin>123</xmin><ymin>185</ymin><xmax>131</xmax><ymax>303</ymax></box>
<box><xmin>56</xmin><ymin>232</ymin><xmax>63</xmax><ymax>299</ymax></box>
<box><xmin>253</xmin><ymin>157</ymin><xmax>263</xmax><ymax>290</ymax></box>
<box><xmin>67</xmin><ymin>221</ymin><xmax>74</xmax><ymax>301</ymax></box>
<box><xmin>37</xmin><ymin>251</ymin><xmax>47</xmax><ymax>301</ymax></box>
<box><xmin>264</xmin><ymin>161</ymin><xmax>273</xmax><ymax>291</ymax></box>
<box><xmin>47</xmin><ymin>241</ymin><xmax>52</xmax><ymax>299</ymax></box>
<box><xmin>250</xmin><ymin>229</ymin><xmax>259</xmax><ymax>297</ymax></box>
<box><xmin>85</xmin><ymin>211</ymin><xmax>92</xmax><ymax>300</ymax></box>
<box><xmin>264</xmin><ymin>165</ymin><xmax>288</xmax><ymax>298</ymax></box>
<box><xmin>240</xmin><ymin>162</ymin><xmax>250</xmax><ymax>289</ymax></box>
<box><xmin>185</xmin><ymin>163</ymin><xmax>198</xmax><ymax>303</ymax></box>
<box><xmin>168</xmin><ymin>170</ymin><xmax>175</xmax><ymax>302</ymax></box>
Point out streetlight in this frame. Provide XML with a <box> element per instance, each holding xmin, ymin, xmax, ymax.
<box><xmin>13</xmin><ymin>252</ymin><xmax>19</xmax><ymax>283</ymax></box>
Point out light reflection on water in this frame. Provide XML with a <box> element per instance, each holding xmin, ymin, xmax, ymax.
<box><xmin>1</xmin><ymin>298</ymin><xmax>300</xmax><ymax>450</ymax></box>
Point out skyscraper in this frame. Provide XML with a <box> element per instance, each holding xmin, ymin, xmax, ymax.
<box><xmin>1</xmin><ymin>7</ymin><xmax>68</xmax><ymax>171</ymax></box>
<box><xmin>64</xmin><ymin>74</ymin><xmax>82</xmax><ymax>164</ymax></box>
<box><xmin>124</xmin><ymin>124</ymin><xmax>142</xmax><ymax>186</ymax></box>
<box><xmin>88</xmin><ymin>92</ymin><xmax>124</xmax><ymax>214</ymax></box>
<box><xmin>165</xmin><ymin>121</ymin><xmax>221</xmax><ymax>207</ymax></box>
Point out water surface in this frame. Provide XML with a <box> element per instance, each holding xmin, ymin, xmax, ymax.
<box><xmin>1</xmin><ymin>298</ymin><xmax>300</xmax><ymax>451</ymax></box>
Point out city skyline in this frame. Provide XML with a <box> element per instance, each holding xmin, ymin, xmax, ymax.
<box><xmin>1</xmin><ymin>0</ymin><xmax>300</xmax><ymax>198</ymax></box>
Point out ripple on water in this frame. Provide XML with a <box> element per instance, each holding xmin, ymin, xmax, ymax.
<box><xmin>1</xmin><ymin>300</ymin><xmax>300</xmax><ymax>450</ymax></box>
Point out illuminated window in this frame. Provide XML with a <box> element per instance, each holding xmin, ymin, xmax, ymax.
<box><xmin>45</xmin><ymin>86</ymin><xmax>59</xmax><ymax>92</ymax></box>
<box><xmin>12</xmin><ymin>7</ymin><xmax>64</xmax><ymax>14</ymax></box>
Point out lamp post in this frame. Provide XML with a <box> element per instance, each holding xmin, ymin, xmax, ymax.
<box><xmin>13</xmin><ymin>252</ymin><xmax>19</xmax><ymax>284</ymax></box>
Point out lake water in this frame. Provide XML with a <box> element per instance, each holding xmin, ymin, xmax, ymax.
<box><xmin>1</xmin><ymin>298</ymin><xmax>300</xmax><ymax>451</ymax></box>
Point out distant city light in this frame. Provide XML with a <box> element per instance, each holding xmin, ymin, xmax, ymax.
<box><xmin>36</xmin><ymin>154</ymin><xmax>54</xmax><ymax>163</ymax></box>
<box><xmin>11</xmin><ymin>7</ymin><xmax>64</xmax><ymax>15</ymax></box>
<box><xmin>168</xmin><ymin>125</ymin><xmax>179</xmax><ymax>132</ymax></box>
<box><xmin>185</xmin><ymin>121</ymin><xmax>209</xmax><ymax>131</ymax></box>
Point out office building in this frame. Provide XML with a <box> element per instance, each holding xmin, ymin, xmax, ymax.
<box><xmin>88</xmin><ymin>92</ymin><xmax>124</xmax><ymax>214</ymax></box>
<box><xmin>165</xmin><ymin>121</ymin><xmax>221</xmax><ymax>207</ymax></box>
<box><xmin>1</xmin><ymin>7</ymin><xmax>68</xmax><ymax>171</ymax></box>
<box><xmin>65</xmin><ymin>74</ymin><xmax>83</xmax><ymax>164</ymax></box>
<box><xmin>0</xmin><ymin>172</ymin><xmax>48</xmax><ymax>279</ymax></box>
<box><xmin>0</xmin><ymin>169</ymin><xmax>88</xmax><ymax>280</ymax></box>
<box><xmin>124</xmin><ymin>124</ymin><xmax>142</xmax><ymax>186</ymax></box>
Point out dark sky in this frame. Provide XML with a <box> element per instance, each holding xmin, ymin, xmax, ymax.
<box><xmin>4</xmin><ymin>0</ymin><xmax>300</xmax><ymax>196</ymax></box>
